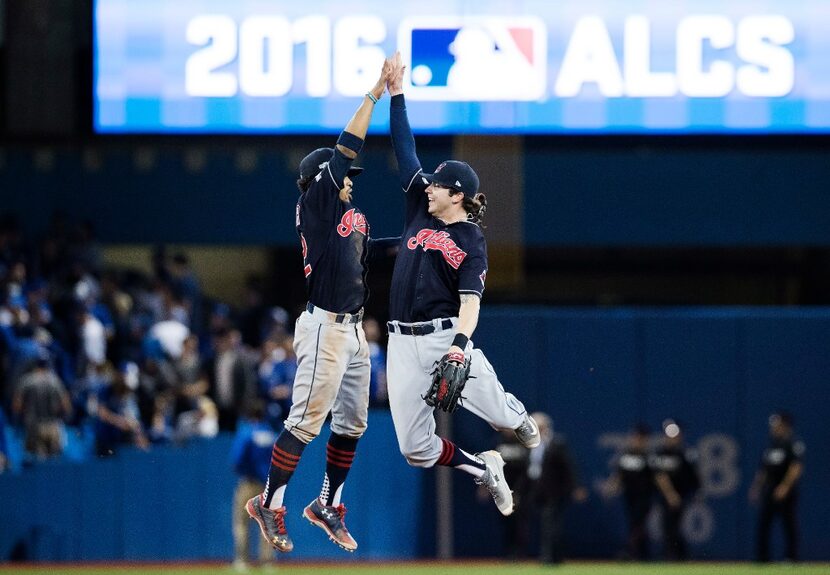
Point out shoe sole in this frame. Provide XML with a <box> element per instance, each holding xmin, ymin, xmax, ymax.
<box><xmin>302</xmin><ymin>504</ymin><xmax>358</xmax><ymax>552</ymax></box>
<box><xmin>246</xmin><ymin>499</ymin><xmax>293</xmax><ymax>553</ymax></box>
<box><xmin>520</xmin><ymin>433</ymin><xmax>541</xmax><ymax>449</ymax></box>
<box><xmin>516</xmin><ymin>417</ymin><xmax>541</xmax><ymax>449</ymax></box>
<box><xmin>479</xmin><ymin>450</ymin><xmax>515</xmax><ymax>517</ymax></box>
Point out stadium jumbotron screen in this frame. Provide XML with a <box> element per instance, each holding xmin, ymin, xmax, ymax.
<box><xmin>94</xmin><ymin>0</ymin><xmax>830</xmax><ymax>135</ymax></box>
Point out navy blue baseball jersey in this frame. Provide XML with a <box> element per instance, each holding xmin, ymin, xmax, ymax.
<box><xmin>388</xmin><ymin>95</ymin><xmax>488</xmax><ymax>323</ymax></box>
<box><xmin>296</xmin><ymin>148</ymin><xmax>369</xmax><ymax>314</ymax></box>
<box><xmin>761</xmin><ymin>436</ymin><xmax>805</xmax><ymax>493</ymax></box>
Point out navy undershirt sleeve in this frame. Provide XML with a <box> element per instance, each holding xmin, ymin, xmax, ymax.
<box><xmin>390</xmin><ymin>94</ymin><xmax>422</xmax><ymax>190</ymax></box>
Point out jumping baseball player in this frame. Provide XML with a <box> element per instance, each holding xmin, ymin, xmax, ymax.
<box><xmin>246</xmin><ymin>56</ymin><xmax>394</xmax><ymax>553</ymax></box>
<box><xmin>383</xmin><ymin>55</ymin><xmax>540</xmax><ymax>516</ymax></box>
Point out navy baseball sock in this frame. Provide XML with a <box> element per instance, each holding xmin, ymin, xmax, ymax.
<box><xmin>263</xmin><ymin>430</ymin><xmax>307</xmax><ymax>509</ymax></box>
<box><xmin>437</xmin><ymin>437</ymin><xmax>486</xmax><ymax>478</ymax></box>
<box><xmin>320</xmin><ymin>432</ymin><xmax>358</xmax><ymax>506</ymax></box>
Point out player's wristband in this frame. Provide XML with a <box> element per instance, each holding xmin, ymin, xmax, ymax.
<box><xmin>447</xmin><ymin>351</ymin><xmax>465</xmax><ymax>364</ymax></box>
<box><xmin>365</xmin><ymin>92</ymin><xmax>379</xmax><ymax>104</ymax></box>
<box><xmin>336</xmin><ymin>131</ymin><xmax>364</xmax><ymax>155</ymax></box>
<box><xmin>451</xmin><ymin>333</ymin><xmax>469</xmax><ymax>350</ymax></box>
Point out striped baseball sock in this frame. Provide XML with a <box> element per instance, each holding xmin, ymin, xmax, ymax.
<box><xmin>436</xmin><ymin>437</ymin><xmax>486</xmax><ymax>478</ymax></box>
<box><xmin>263</xmin><ymin>430</ymin><xmax>306</xmax><ymax>510</ymax></box>
<box><xmin>320</xmin><ymin>433</ymin><xmax>358</xmax><ymax>506</ymax></box>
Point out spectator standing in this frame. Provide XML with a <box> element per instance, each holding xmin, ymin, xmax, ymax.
<box><xmin>749</xmin><ymin>411</ymin><xmax>804</xmax><ymax>563</ymax></box>
<box><xmin>203</xmin><ymin>328</ymin><xmax>255</xmax><ymax>431</ymax></box>
<box><xmin>231</xmin><ymin>401</ymin><xmax>277</xmax><ymax>569</ymax></box>
<box><xmin>12</xmin><ymin>352</ymin><xmax>72</xmax><ymax>459</ymax></box>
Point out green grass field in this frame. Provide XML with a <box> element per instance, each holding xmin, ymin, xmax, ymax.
<box><xmin>0</xmin><ymin>563</ymin><xmax>826</xmax><ymax>575</ymax></box>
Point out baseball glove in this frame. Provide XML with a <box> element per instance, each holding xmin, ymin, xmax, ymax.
<box><xmin>424</xmin><ymin>351</ymin><xmax>471</xmax><ymax>413</ymax></box>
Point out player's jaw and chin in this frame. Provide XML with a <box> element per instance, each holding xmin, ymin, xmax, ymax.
<box><xmin>425</xmin><ymin>183</ymin><xmax>460</xmax><ymax>220</ymax></box>
<box><xmin>339</xmin><ymin>176</ymin><xmax>354</xmax><ymax>202</ymax></box>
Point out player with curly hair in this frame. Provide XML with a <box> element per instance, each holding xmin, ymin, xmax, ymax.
<box><xmin>382</xmin><ymin>53</ymin><xmax>540</xmax><ymax>516</ymax></box>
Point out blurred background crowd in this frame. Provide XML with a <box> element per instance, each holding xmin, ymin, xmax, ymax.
<box><xmin>0</xmin><ymin>212</ymin><xmax>387</xmax><ymax>469</ymax></box>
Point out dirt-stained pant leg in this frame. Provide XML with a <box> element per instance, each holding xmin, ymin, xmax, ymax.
<box><xmin>386</xmin><ymin>332</ymin><xmax>443</xmax><ymax>467</ymax></box>
<box><xmin>284</xmin><ymin>312</ymin><xmax>361</xmax><ymax>444</ymax></box>
<box><xmin>330</xmin><ymin>323</ymin><xmax>371</xmax><ymax>438</ymax></box>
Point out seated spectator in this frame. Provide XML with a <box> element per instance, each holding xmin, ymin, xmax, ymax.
<box><xmin>12</xmin><ymin>352</ymin><xmax>72</xmax><ymax>460</ymax></box>
<box><xmin>94</xmin><ymin>362</ymin><xmax>149</xmax><ymax>456</ymax></box>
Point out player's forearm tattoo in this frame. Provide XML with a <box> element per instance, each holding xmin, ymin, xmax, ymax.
<box><xmin>460</xmin><ymin>294</ymin><xmax>479</xmax><ymax>304</ymax></box>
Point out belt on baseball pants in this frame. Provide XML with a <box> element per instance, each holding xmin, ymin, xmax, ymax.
<box><xmin>306</xmin><ymin>302</ymin><xmax>363</xmax><ymax>325</ymax></box>
<box><xmin>387</xmin><ymin>319</ymin><xmax>454</xmax><ymax>336</ymax></box>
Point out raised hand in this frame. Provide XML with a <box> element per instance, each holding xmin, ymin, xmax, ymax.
<box><xmin>387</xmin><ymin>51</ymin><xmax>406</xmax><ymax>96</ymax></box>
<box><xmin>369</xmin><ymin>55</ymin><xmax>394</xmax><ymax>101</ymax></box>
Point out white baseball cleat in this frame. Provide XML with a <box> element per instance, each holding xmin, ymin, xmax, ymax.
<box><xmin>513</xmin><ymin>413</ymin><xmax>541</xmax><ymax>449</ymax></box>
<box><xmin>475</xmin><ymin>450</ymin><xmax>514</xmax><ymax>516</ymax></box>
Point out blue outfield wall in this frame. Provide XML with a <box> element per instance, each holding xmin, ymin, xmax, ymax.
<box><xmin>1</xmin><ymin>307</ymin><xmax>829</xmax><ymax>561</ymax></box>
<box><xmin>0</xmin><ymin>411</ymin><xmax>421</xmax><ymax>562</ymax></box>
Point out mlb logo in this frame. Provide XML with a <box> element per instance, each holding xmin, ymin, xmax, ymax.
<box><xmin>398</xmin><ymin>17</ymin><xmax>547</xmax><ymax>101</ymax></box>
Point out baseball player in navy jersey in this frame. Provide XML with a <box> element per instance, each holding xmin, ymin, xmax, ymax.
<box><xmin>246</xmin><ymin>56</ymin><xmax>396</xmax><ymax>553</ymax></box>
<box><xmin>383</xmin><ymin>54</ymin><xmax>540</xmax><ymax>516</ymax></box>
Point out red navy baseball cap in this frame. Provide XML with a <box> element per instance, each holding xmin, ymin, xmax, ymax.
<box><xmin>422</xmin><ymin>160</ymin><xmax>479</xmax><ymax>198</ymax></box>
<box><xmin>299</xmin><ymin>147</ymin><xmax>364</xmax><ymax>180</ymax></box>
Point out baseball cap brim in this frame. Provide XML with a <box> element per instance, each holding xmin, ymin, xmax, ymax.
<box><xmin>347</xmin><ymin>166</ymin><xmax>364</xmax><ymax>178</ymax></box>
<box><xmin>421</xmin><ymin>172</ymin><xmax>473</xmax><ymax>197</ymax></box>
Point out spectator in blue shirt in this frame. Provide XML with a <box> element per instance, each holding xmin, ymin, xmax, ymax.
<box><xmin>257</xmin><ymin>338</ymin><xmax>296</xmax><ymax>430</ymax></box>
<box><xmin>94</xmin><ymin>362</ymin><xmax>148</xmax><ymax>457</ymax></box>
<box><xmin>230</xmin><ymin>400</ymin><xmax>277</xmax><ymax>569</ymax></box>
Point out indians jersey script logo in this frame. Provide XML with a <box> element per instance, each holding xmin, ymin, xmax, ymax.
<box><xmin>337</xmin><ymin>208</ymin><xmax>367</xmax><ymax>238</ymax></box>
<box><xmin>407</xmin><ymin>229</ymin><xmax>467</xmax><ymax>269</ymax></box>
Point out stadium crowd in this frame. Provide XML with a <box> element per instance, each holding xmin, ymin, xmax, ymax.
<box><xmin>0</xmin><ymin>212</ymin><xmax>388</xmax><ymax>470</ymax></box>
